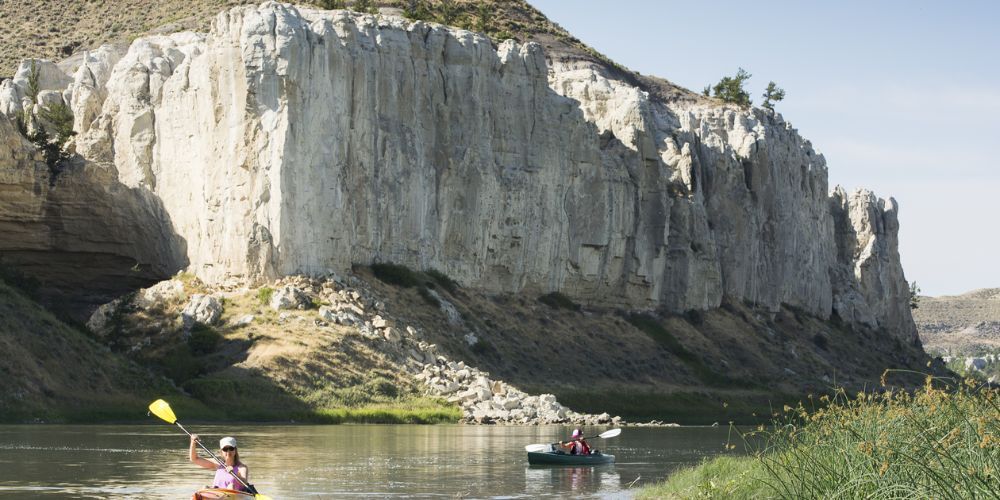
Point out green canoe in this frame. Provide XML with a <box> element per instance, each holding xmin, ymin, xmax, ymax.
<box><xmin>527</xmin><ymin>451</ymin><xmax>616</xmax><ymax>465</ymax></box>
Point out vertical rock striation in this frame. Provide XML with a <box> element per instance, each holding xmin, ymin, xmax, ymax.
<box><xmin>0</xmin><ymin>2</ymin><xmax>915</xmax><ymax>338</ymax></box>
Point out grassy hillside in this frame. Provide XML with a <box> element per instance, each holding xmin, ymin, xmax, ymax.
<box><xmin>357</xmin><ymin>266</ymin><xmax>937</xmax><ymax>423</ymax></box>
<box><xmin>39</xmin><ymin>261</ymin><xmax>937</xmax><ymax>425</ymax></box>
<box><xmin>89</xmin><ymin>273</ymin><xmax>460</xmax><ymax>423</ymax></box>
<box><xmin>0</xmin><ymin>0</ymin><xmax>699</xmax><ymax>103</ymax></box>
<box><xmin>0</xmin><ymin>277</ymin><xmax>192</xmax><ymax>422</ymax></box>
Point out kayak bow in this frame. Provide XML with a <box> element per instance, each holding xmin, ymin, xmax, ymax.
<box><xmin>192</xmin><ymin>488</ymin><xmax>257</xmax><ymax>499</ymax></box>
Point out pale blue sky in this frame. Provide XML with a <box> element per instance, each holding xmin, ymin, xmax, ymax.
<box><xmin>529</xmin><ymin>0</ymin><xmax>999</xmax><ymax>297</ymax></box>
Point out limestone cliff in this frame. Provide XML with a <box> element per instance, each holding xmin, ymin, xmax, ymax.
<box><xmin>0</xmin><ymin>2</ymin><xmax>915</xmax><ymax>339</ymax></box>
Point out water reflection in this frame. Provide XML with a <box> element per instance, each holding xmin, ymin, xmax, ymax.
<box><xmin>524</xmin><ymin>465</ymin><xmax>621</xmax><ymax>497</ymax></box>
<box><xmin>0</xmin><ymin>424</ymin><xmax>743</xmax><ymax>498</ymax></box>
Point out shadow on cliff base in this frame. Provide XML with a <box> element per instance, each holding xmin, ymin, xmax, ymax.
<box><xmin>358</xmin><ymin>268</ymin><xmax>943</xmax><ymax>424</ymax></box>
<box><xmin>0</xmin><ymin>159</ymin><xmax>189</xmax><ymax>323</ymax></box>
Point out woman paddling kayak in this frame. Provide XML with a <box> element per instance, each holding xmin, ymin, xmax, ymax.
<box><xmin>190</xmin><ymin>434</ymin><xmax>250</xmax><ymax>492</ymax></box>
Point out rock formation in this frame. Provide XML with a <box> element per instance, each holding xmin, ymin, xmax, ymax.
<box><xmin>0</xmin><ymin>2</ymin><xmax>915</xmax><ymax>339</ymax></box>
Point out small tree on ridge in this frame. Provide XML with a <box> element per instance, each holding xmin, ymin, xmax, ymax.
<box><xmin>762</xmin><ymin>81</ymin><xmax>786</xmax><ymax>110</ymax></box>
<box><xmin>710</xmin><ymin>67</ymin><xmax>752</xmax><ymax>108</ymax></box>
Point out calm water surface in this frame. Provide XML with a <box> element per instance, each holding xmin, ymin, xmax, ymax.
<box><xmin>0</xmin><ymin>424</ymin><xmax>743</xmax><ymax>498</ymax></box>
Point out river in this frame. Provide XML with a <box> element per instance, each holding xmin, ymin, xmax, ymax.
<box><xmin>0</xmin><ymin>424</ymin><xmax>744</xmax><ymax>498</ymax></box>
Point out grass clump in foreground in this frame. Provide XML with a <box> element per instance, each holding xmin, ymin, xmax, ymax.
<box><xmin>639</xmin><ymin>372</ymin><xmax>1000</xmax><ymax>498</ymax></box>
<box><xmin>639</xmin><ymin>371</ymin><xmax>1000</xmax><ymax>499</ymax></box>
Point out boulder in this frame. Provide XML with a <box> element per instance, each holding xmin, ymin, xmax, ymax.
<box><xmin>181</xmin><ymin>294</ymin><xmax>223</xmax><ymax>327</ymax></box>
<box><xmin>270</xmin><ymin>285</ymin><xmax>308</xmax><ymax>310</ymax></box>
<box><xmin>233</xmin><ymin>314</ymin><xmax>255</xmax><ymax>327</ymax></box>
<box><xmin>136</xmin><ymin>279</ymin><xmax>186</xmax><ymax>307</ymax></box>
<box><xmin>86</xmin><ymin>297</ymin><xmax>125</xmax><ymax>336</ymax></box>
<box><xmin>318</xmin><ymin>306</ymin><xmax>337</xmax><ymax>323</ymax></box>
<box><xmin>382</xmin><ymin>327</ymin><xmax>401</xmax><ymax>343</ymax></box>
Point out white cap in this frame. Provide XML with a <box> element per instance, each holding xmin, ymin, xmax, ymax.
<box><xmin>219</xmin><ymin>436</ymin><xmax>237</xmax><ymax>449</ymax></box>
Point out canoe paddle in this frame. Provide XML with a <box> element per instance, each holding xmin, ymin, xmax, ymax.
<box><xmin>148</xmin><ymin>399</ymin><xmax>271</xmax><ymax>500</ymax></box>
<box><xmin>524</xmin><ymin>428</ymin><xmax>622</xmax><ymax>452</ymax></box>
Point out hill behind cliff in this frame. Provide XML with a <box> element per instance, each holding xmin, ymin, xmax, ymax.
<box><xmin>914</xmin><ymin>288</ymin><xmax>1000</xmax><ymax>355</ymax></box>
<box><xmin>0</xmin><ymin>0</ymin><xmax>697</xmax><ymax>102</ymax></box>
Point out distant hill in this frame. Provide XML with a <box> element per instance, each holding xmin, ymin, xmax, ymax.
<box><xmin>913</xmin><ymin>288</ymin><xmax>1000</xmax><ymax>355</ymax></box>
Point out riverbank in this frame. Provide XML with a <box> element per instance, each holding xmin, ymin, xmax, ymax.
<box><xmin>638</xmin><ymin>375</ymin><xmax>1000</xmax><ymax>498</ymax></box>
<box><xmin>1</xmin><ymin>266</ymin><xmax>939</xmax><ymax>426</ymax></box>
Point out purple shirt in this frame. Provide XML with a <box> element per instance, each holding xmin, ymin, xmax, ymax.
<box><xmin>212</xmin><ymin>462</ymin><xmax>248</xmax><ymax>491</ymax></box>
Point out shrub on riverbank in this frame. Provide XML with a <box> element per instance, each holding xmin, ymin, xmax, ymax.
<box><xmin>639</xmin><ymin>373</ymin><xmax>1000</xmax><ymax>498</ymax></box>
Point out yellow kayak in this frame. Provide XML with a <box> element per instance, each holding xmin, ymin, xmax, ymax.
<box><xmin>191</xmin><ymin>488</ymin><xmax>256</xmax><ymax>499</ymax></box>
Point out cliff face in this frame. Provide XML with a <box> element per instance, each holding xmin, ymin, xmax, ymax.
<box><xmin>0</xmin><ymin>2</ymin><xmax>915</xmax><ymax>339</ymax></box>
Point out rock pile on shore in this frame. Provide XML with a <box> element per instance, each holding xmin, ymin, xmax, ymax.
<box><xmin>94</xmin><ymin>272</ymin><xmax>624</xmax><ymax>425</ymax></box>
<box><xmin>271</xmin><ymin>273</ymin><xmax>624</xmax><ymax>426</ymax></box>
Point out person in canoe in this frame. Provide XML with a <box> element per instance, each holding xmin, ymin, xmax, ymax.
<box><xmin>189</xmin><ymin>434</ymin><xmax>250</xmax><ymax>492</ymax></box>
<box><xmin>558</xmin><ymin>428</ymin><xmax>591</xmax><ymax>455</ymax></box>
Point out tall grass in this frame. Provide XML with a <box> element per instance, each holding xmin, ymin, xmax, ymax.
<box><xmin>640</xmin><ymin>372</ymin><xmax>1000</xmax><ymax>499</ymax></box>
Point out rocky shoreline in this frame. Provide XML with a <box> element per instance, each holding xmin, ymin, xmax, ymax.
<box><xmin>89</xmin><ymin>272</ymin><xmax>643</xmax><ymax>426</ymax></box>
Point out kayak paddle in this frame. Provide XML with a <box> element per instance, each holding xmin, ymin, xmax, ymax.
<box><xmin>148</xmin><ymin>399</ymin><xmax>271</xmax><ymax>500</ymax></box>
<box><xmin>524</xmin><ymin>428</ymin><xmax>622</xmax><ymax>452</ymax></box>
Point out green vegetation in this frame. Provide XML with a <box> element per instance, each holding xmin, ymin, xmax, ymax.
<box><xmin>401</xmin><ymin>0</ymin><xmax>432</xmax><ymax>21</ymax></box>
<box><xmin>910</xmin><ymin>281</ymin><xmax>921</xmax><ymax>310</ymax></box>
<box><xmin>708</xmin><ymin>68</ymin><xmax>753</xmax><ymax>108</ymax></box>
<box><xmin>256</xmin><ymin>286</ymin><xmax>274</xmax><ymax>305</ymax></box>
<box><xmin>315</xmin><ymin>0</ymin><xmax>347</xmax><ymax>9</ymax></box>
<box><xmin>417</xmin><ymin>285</ymin><xmax>440</xmax><ymax>307</ymax></box>
<box><xmin>640</xmin><ymin>374</ymin><xmax>1000</xmax><ymax>498</ymax></box>
<box><xmin>469</xmin><ymin>338</ymin><xmax>498</xmax><ymax>358</ymax></box>
<box><xmin>625</xmin><ymin>313</ymin><xmax>753</xmax><ymax>388</ymax></box>
<box><xmin>38</xmin><ymin>101</ymin><xmax>75</xmax><ymax>145</ymax></box>
<box><xmin>397</xmin><ymin>0</ymin><xmax>516</xmax><ymax>42</ymax></box>
<box><xmin>312</xmin><ymin>403</ymin><xmax>461</xmax><ymax>424</ymax></box>
<box><xmin>370</xmin><ymin>263</ymin><xmax>458</xmax><ymax>307</ymax></box>
<box><xmin>761</xmin><ymin>81</ymin><xmax>785</xmax><ymax>110</ymax></box>
<box><xmin>425</xmin><ymin>268</ymin><xmax>458</xmax><ymax>294</ymax></box>
<box><xmin>184</xmin><ymin>374</ymin><xmax>461</xmax><ymax>423</ymax></box>
<box><xmin>538</xmin><ymin>291</ymin><xmax>580</xmax><ymax>311</ymax></box>
<box><xmin>0</xmin><ymin>278</ymin><xmax>193</xmax><ymax>423</ymax></box>
<box><xmin>626</xmin><ymin>313</ymin><xmax>693</xmax><ymax>361</ymax></box>
<box><xmin>351</xmin><ymin>0</ymin><xmax>378</xmax><ymax>14</ymax></box>
<box><xmin>371</xmin><ymin>262</ymin><xmax>422</xmax><ymax>288</ymax></box>
<box><xmin>946</xmin><ymin>352</ymin><xmax>1000</xmax><ymax>384</ymax></box>
<box><xmin>187</xmin><ymin>323</ymin><xmax>222</xmax><ymax>355</ymax></box>
<box><xmin>0</xmin><ymin>259</ymin><xmax>40</xmax><ymax>298</ymax></box>
<box><xmin>155</xmin><ymin>344</ymin><xmax>204</xmax><ymax>384</ymax></box>
<box><xmin>16</xmin><ymin>60</ymin><xmax>76</xmax><ymax>178</ymax></box>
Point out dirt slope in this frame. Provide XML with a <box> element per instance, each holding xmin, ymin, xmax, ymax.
<box><xmin>0</xmin><ymin>278</ymin><xmax>185</xmax><ymax>422</ymax></box>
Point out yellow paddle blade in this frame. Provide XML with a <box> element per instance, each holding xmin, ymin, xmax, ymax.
<box><xmin>148</xmin><ymin>399</ymin><xmax>177</xmax><ymax>424</ymax></box>
<box><xmin>255</xmin><ymin>495</ymin><xmax>273</xmax><ymax>500</ymax></box>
